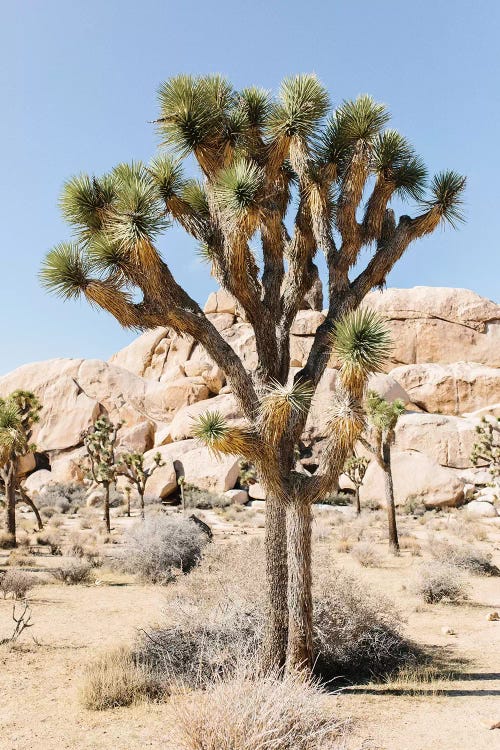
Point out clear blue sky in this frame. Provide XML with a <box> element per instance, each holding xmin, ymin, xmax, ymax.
<box><xmin>1</xmin><ymin>0</ymin><xmax>498</xmax><ymax>375</ymax></box>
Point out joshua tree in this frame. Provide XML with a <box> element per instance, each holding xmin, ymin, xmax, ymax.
<box><xmin>343</xmin><ymin>454</ymin><xmax>369</xmax><ymax>515</ymax></box>
<box><xmin>0</xmin><ymin>391</ymin><xmax>41</xmax><ymax>546</ymax></box>
<box><xmin>471</xmin><ymin>417</ymin><xmax>500</xmax><ymax>491</ymax></box>
<box><xmin>361</xmin><ymin>391</ymin><xmax>406</xmax><ymax>552</ymax></box>
<box><xmin>41</xmin><ymin>74</ymin><xmax>465</xmax><ymax>673</ymax></box>
<box><xmin>119</xmin><ymin>450</ymin><xmax>163</xmax><ymax>519</ymax></box>
<box><xmin>83</xmin><ymin>416</ymin><xmax>121</xmax><ymax>533</ymax></box>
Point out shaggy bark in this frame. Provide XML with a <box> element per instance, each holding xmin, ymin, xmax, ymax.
<box><xmin>286</xmin><ymin>499</ymin><xmax>313</xmax><ymax>672</ymax></box>
<box><xmin>382</xmin><ymin>444</ymin><xmax>399</xmax><ymax>553</ymax></box>
<box><xmin>3</xmin><ymin>468</ymin><xmax>17</xmax><ymax>544</ymax></box>
<box><xmin>261</xmin><ymin>495</ymin><xmax>289</xmax><ymax>671</ymax></box>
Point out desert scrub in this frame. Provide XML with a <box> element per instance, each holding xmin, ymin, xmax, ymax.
<box><xmin>80</xmin><ymin>646</ymin><xmax>165</xmax><ymax>710</ymax></box>
<box><xmin>0</xmin><ymin>531</ymin><xmax>16</xmax><ymax>549</ymax></box>
<box><xmin>138</xmin><ymin>540</ymin><xmax>420</xmax><ymax>686</ymax></box>
<box><xmin>50</xmin><ymin>559</ymin><xmax>94</xmax><ymax>585</ymax></box>
<box><xmin>181</xmin><ymin>484</ymin><xmax>231</xmax><ymax>510</ymax></box>
<box><xmin>35</xmin><ymin>530</ymin><xmax>62</xmax><ymax>555</ymax></box>
<box><xmin>431</xmin><ymin>542</ymin><xmax>499</xmax><ymax>576</ymax></box>
<box><xmin>0</xmin><ymin>570</ymin><xmax>36</xmax><ymax>599</ymax></box>
<box><xmin>123</xmin><ymin>514</ymin><xmax>209</xmax><ymax>584</ymax></box>
<box><xmin>170</xmin><ymin>669</ymin><xmax>345</xmax><ymax>750</ymax></box>
<box><xmin>413</xmin><ymin>562</ymin><xmax>469</xmax><ymax>604</ymax></box>
<box><xmin>350</xmin><ymin>541</ymin><xmax>383</xmax><ymax>567</ymax></box>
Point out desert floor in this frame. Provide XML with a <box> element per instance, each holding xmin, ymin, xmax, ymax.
<box><xmin>1</xmin><ymin>505</ymin><xmax>499</xmax><ymax>750</ymax></box>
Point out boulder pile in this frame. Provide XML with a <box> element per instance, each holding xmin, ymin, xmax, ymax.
<box><xmin>1</xmin><ymin>286</ymin><xmax>499</xmax><ymax>514</ymax></box>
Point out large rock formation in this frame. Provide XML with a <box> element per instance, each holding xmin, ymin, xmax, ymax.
<box><xmin>1</xmin><ymin>287</ymin><xmax>499</xmax><ymax>510</ymax></box>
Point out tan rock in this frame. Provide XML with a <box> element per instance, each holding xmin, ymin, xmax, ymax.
<box><xmin>359</xmin><ymin>450</ymin><xmax>464</xmax><ymax>509</ymax></box>
<box><xmin>167</xmin><ymin>394</ymin><xmax>243</xmax><ymax>443</ymax></box>
<box><xmin>206</xmin><ymin>312</ymin><xmax>235</xmax><ymax>331</ymax></box>
<box><xmin>362</xmin><ymin>287</ymin><xmax>500</xmax><ymax>368</ymax></box>
<box><xmin>173</xmin><ymin>446</ymin><xmax>240</xmax><ymax>493</ymax></box>
<box><xmin>366</xmin><ymin>373</ymin><xmax>411</xmax><ymax>404</ymax></box>
<box><xmin>248</xmin><ymin>482</ymin><xmax>267</xmax><ymax>500</ymax></box>
<box><xmin>389</xmin><ymin>362</ymin><xmax>500</xmax><ymax>415</ymax></box>
<box><xmin>109</xmin><ymin>328</ymin><xmax>170</xmax><ymax>378</ymax></box>
<box><xmin>17</xmin><ymin>453</ymin><xmax>36</xmax><ymax>477</ymax></box>
<box><xmin>224</xmin><ymin>489</ymin><xmax>249</xmax><ymax>505</ymax></box>
<box><xmin>464</xmin><ymin>403</ymin><xmax>500</xmax><ymax>418</ymax></box>
<box><xmin>220</xmin><ymin>323</ymin><xmax>257</xmax><ymax>370</ymax></box>
<box><xmin>291</xmin><ymin>310</ymin><xmax>326</xmax><ymax>336</ymax></box>
<box><xmin>50</xmin><ymin>447</ymin><xmax>87</xmax><ymax>482</ymax></box>
<box><xmin>394</xmin><ymin>413</ymin><xmax>478</xmax><ymax>469</ymax></box>
<box><xmin>117</xmin><ymin>421</ymin><xmax>155</xmax><ymax>453</ymax></box>
<box><xmin>24</xmin><ymin>469</ymin><xmax>55</xmax><ymax>495</ymax></box>
<box><xmin>203</xmin><ymin>289</ymin><xmax>238</xmax><ymax>315</ymax></box>
<box><xmin>466</xmin><ymin>500</ymin><xmax>498</xmax><ymax>518</ymax></box>
<box><xmin>143</xmin><ymin>446</ymin><xmax>178</xmax><ymax>498</ymax></box>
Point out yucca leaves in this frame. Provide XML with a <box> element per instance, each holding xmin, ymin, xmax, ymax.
<box><xmin>336</xmin><ymin>95</ymin><xmax>390</xmax><ymax>144</ymax></box>
<box><xmin>60</xmin><ymin>173</ymin><xmax>116</xmax><ymax>239</ymax></box>
<box><xmin>213</xmin><ymin>159</ymin><xmax>264</xmax><ymax>216</ymax></box>
<box><xmin>106</xmin><ymin>174</ymin><xmax>169</xmax><ymax>250</ymax></box>
<box><xmin>148</xmin><ymin>155</ymin><xmax>185</xmax><ymax>202</ymax></box>
<box><xmin>181</xmin><ymin>180</ymin><xmax>211</xmax><ymax>217</ymax></box>
<box><xmin>332</xmin><ymin>309</ymin><xmax>392</xmax><ymax>390</ymax></box>
<box><xmin>372</xmin><ymin>131</ymin><xmax>428</xmax><ymax>201</ymax></box>
<box><xmin>239</xmin><ymin>87</ymin><xmax>271</xmax><ymax>129</ymax></box>
<box><xmin>259</xmin><ymin>378</ymin><xmax>314</xmax><ymax>444</ymax></box>
<box><xmin>40</xmin><ymin>243</ymin><xmax>91</xmax><ymax>299</ymax></box>
<box><xmin>326</xmin><ymin>393</ymin><xmax>366</xmax><ymax>449</ymax></box>
<box><xmin>191</xmin><ymin>411</ymin><xmax>254</xmax><ymax>457</ymax></box>
<box><xmin>423</xmin><ymin>170</ymin><xmax>466</xmax><ymax>228</ymax></box>
<box><xmin>268</xmin><ymin>74</ymin><xmax>329</xmax><ymax>140</ymax></box>
<box><xmin>0</xmin><ymin>398</ymin><xmax>31</xmax><ymax>465</ymax></box>
<box><xmin>86</xmin><ymin>232</ymin><xmax>128</xmax><ymax>276</ymax></box>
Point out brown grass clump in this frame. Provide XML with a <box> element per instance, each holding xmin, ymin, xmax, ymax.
<box><xmin>169</xmin><ymin>669</ymin><xmax>346</xmax><ymax>750</ymax></box>
<box><xmin>399</xmin><ymin>536</ymin><xmax>421</xmax><ymax>556</ymax></box>
<box><xmin>50</xmin><ymin>559</ymin><xmax>94</xmax><ymax>585</ymax></box>
<box><xmin>80</xmin><ymin>646</ymin><xmax>165</xmax><ymax>710</ymax></box>
<box><xmin>350</xmin><ymin>542</ymin><xmax>383</xmax><ymax>567</ymax></box>
<box><xmin>0</xmin><ymin>531</ymin><xmax>15</xmax><ymax>549</ymax></box>
<box><xmin>7</xmin><ymin>550</ymin><xmax>32</xmax><ymax>567</ymax></box>
<box><xmin>431</xmin><ymin>542</ymin><xmax>499</xmax><ymax>576</ymax></box>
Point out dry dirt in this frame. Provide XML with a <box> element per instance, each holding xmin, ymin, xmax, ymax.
<box><xmin>1</xmin><ymin>505</ymin><xmax>499</xmax><ymax>750</ymax></box>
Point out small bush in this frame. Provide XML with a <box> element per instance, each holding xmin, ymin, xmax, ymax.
<box><xmin>181</xmin><ymin>484</ymin><xmax>231</xmax><ymax>510</ymax></box>
<box><xmin>0</xmin><ymin>531</ymin><xmax>16</xmax><ymax>549</ymax></box>
<box><xmin>351</xmin><ymin>542</ymin><xmax>382</xmax><ymax>567</ymax></box>
<box><xmin>170</xmin><ymin>670</ymin><xmax>344</xmax><ymax>750</ymax></box>
<box><xmin>36</xmin><ymin>531</ymin><xmax>62</xmax><ymax>555</ymax></box>
<box><xmin>316</xmin><ymin>492</ymin><xmax>352</xmax><ymax>506</ymax></box>
<box><xmin>123</xmin><ymin>515</ymin><xmax>208</xmax><ymax>584</ymax></box>
<box><xmin>399</xmin><ymin>536</ymin><xmax>421</xmax><ymax>556</ymax></box>
<box><xmin>38</xmin><ymin>482</ymin><xmax>88</xmax><ymax>511</ymax></box>
<box><xmin>432</xmin><ymin>542</ymin><xmax>499</xmax><ymax>576</ymax></box>
<box><xmin>0</xmin><ymin>570</ymin><xmax>36</xmax><ymax>599</ymax></box>
<box><xmin>80</xmin><ymin>646</ymin><xmax>165</xmax><ymax>710</ymax></box>
<box><xmin>40</xmin><ymin>506</ymin><xmax>57</xmax><ymax>520</ymax></box>
<box><xmin>413</xmin><ymin>562</ymin><xmax>469</xmax><ymax>604</ymax></box>
<box><xmin>50</xmin><ymin>559</ymin><xmax>94</xmax><ymax>585</ymax></box>
<box><xmin>7</xmin><ymin>550</ymin><xmax>32</xmax><ymax>567</ymax></box>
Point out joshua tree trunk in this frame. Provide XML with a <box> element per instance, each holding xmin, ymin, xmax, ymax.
<box><xmin>382</xmin><ymin>444</ymin><xmax>399</xmax><ymax>553</ymax></box>
<box><xmin>19</xmin><ymin>487</ymin><xmax>44</xmax><ymax>531</ymax></box>
<box><xmin>139</xmin><ymin>488</ymin><xmax>145</xmax><ymax>520</ymax></box>
<box><xmin>355</xmin><ymin>487</ymin><xmax>361</xmax><ymax>515</ymax></box>
<box><xmin>4</xmin><ymin>470</ymin><xmax>17</xmax><ymax>545</ymax></box>
<box><xmin>261</xmin><ymin>495</ymin><xmax>289</xmax><ymax>672</ymax></box>
<box><xmin>103</xmin><ymin>481</ymin><xmax>111</xmax><ymax>534</ymax></box>
<box><xmin>286</xmin><ymin>498</ymin><xmax>313</xmax><ymax>672</ymax></box>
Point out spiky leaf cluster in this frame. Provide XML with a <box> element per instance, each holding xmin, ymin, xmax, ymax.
<box><xmin>0</xmin><ymin>391</ymin><xmax>40</xmax><ymax>467</ymax></box>
<box><xmin>470</xmin><ymin>417</ymin><xmax>500</xmax><ymax>481</ymax></box>
<box><xmin>332</xmin><ymin>309</ymin><xmax>392</xmax><ymax>392</ymax></box>
<box><xmin>365</xmin><ymin>391</ymin><xmax>406</xmax><ymax>434</ymax></box>
<box><xmin>83</xmin><ymin>415</ymin><xmax>121</xmax><ymax>485</ymax></box>
<box><xmin>259</xmin><ymin>379</ymin><xmax>314</xmax><ymax>444</ymax></box>
<box><xmin>191</xmin><ymin>411</ymin><xmax>255</xmax><ymax>458</ymax></box>
<box><xmin>119</xmin><ymin>450</ymin><xmax>164</xmax><ymax>493</ymax></box>
<box><xmin>344</xmin><ymin>455</ymin><xmax>369</xmax><ymax>487</ymax></box>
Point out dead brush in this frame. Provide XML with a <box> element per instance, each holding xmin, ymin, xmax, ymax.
<box><xmin>169</xmin><ymin>667</ymin><xmax>346</xmax><ymax>750</ymax></box>
<box><xmin>50</xmin><ymin>559</ymin><xmax>94</xmax><ymax>585</ymax></box>
<box><xmin>412</xmin><ymin>562</ymin><xmax>469</xmax><ymax>604</ymax></box>
<box><xmin>350</xmin><ymin>541</ymin><xmax>383</xmax><ymax>567</ymax></box>
<box><xmin>431</xmin><ymin>542</ymin><xmax>499</xmax><ymax>576</ymax></box>
<box><xmin>399</xmin><ymin>536</ymin><xmax>422</xmax><ymax>556</ymax></box>
<box><xmin>80</xmin><ymin>645</ymin><xmax>165</xmax><ymax>710</ymax></box>
<box><xmin>0</xmin><ymin>570</ymin><xmax>36</xmax><ymax>599</ymax></box>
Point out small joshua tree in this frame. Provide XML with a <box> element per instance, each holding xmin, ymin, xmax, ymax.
<box><xmin>471</xmin><ymin>417</ymin><xmax>500</xmax><ymax>491</ymax></box>
<box><xmin>343</xmin><ymin>454</ymin><xmax>369</xmax><ymax>515</ymax></box>
<box><xmin>119</xmin><ymin>451</ymin><xmax>163</xmax><ymax>519</ymax></box>
<box><xmin>361</xmin><ymin>391</ymin><xmax>405</xmax><ymax>553</ymax></box>
<box><xmin>0</xmin><ymin>391</ymin><xmax>41</xmax><ymax>546</ymax></box>
<box><xmin>83</xmin><ymin>416</ymin><xmax>121</xmax><ymax>533</ymax></box>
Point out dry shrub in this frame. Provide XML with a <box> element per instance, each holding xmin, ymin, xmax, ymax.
<box><xmin>182</xmin><ymin>484</ymin><xmax>231</xmax><ymax>510</ymax></box>
<box><xmin>0</xmin><ymin>570</ymin><xmax>36</xmax><ymax>599</ymax></box>
<box><xmin>0</xmin><ymin>531</ymin><xmax>15</xmax><ymax>549</ymax></box>
<box><xmin>138</xmin><ymin>540</ymin><xmax>419</xmax><ymax>686</ymax></box>
<box><xmin>123</xmin><ymin>515</ymin><xmax>209</xmax><ymax>584</ymax></box>
<box><xmin>336</xmin><ymin>539</ymin><xmax>352</xmax><ymax>554</ymax></box>
<box><xmin>431</xmin><ymin>542</ymin><xmax>499</xmax><ymax>576</ymax></box>
<box><xmin>50</xmin><ymin>559</ymin><xmax>94</xmax><ymax>585</ymax></box>
<box><xmin>350</xmin><ymin>542</ymin><xmax>382</xmax><ymax>567</ymax></box>
<box><xmin>80</xmin><ymin>646</ymin><xmax>165</xmax><ymax>710</ymax></box>
<box><xmin>413</xmin><ymin>562</ymin><xmax>469</xmax><ymax>604</ymax></box>
<box><xmin>7</xmin><ymin>550</ymin><xmax>32</xmax><ymax>567</ymax></box>
<box><xmin>35</xmin><ymin>530</ymin><xmax>62</xmax><ymax>555</ymax></box>
<box><xmin>170</xmin><ymin>669</ymin><xmax>345</xmax><ymax>750</ymax></box>
<box><xmin>399</xmin><ymin>536</ymin><xmax>421</xmax><ymax>556</ymax></box>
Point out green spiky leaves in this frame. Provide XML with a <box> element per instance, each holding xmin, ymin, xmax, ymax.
<box><xmin>259</xmin><ymin>378</ymin><xmax>314</xmax><ymax>444</ymax></box>
<box><xmin>40</xmin><ymin>243</ymin><xmax>91</xmax><ymax>299</ymax></box>
<box><xmin>148</xmin><ymin>155</ymin><xmax>185</xmax><ymax>202</ymax></box>
<box><xmin>239</xmin><ymin>87</ymin><xmax>271</xmax><ymax>130</ymax></box>
<box><xmin>191</xmin><ymin>411</ymin><xmax>254</xmax><ymax>458</ymax></box>
<box><xmin>106</xmin><ymin>173</ymin><xmax>168</xmax><ymax>250</ymax></box>
<box><xmin>214</xmin><ymin>159</ymin><xmax>264</xmax><ymax>217</ymax></box>
<box><xmin>423</xmin><ymin>170</ymin><xmax>466</xmax><ymax>228</ymax></box>
<box><xmin>268</xmin><ymin>74</ymin><xmax>330</xmax><ymax>140</ymax></box>
<box><xmin>60</xmin><ymin>174</ymin><xmax>116</xmax><ymax>239</ymax></box>
<box><xmin>332</xmin><ymin>309</ymin><xmax>392</xmax><ymax>391</ymax></box>
<box><xmin>365</xmin><ymin>390</ymin><xmax>405</xmax><ymax>433</ymax></box>
<box><xmin>372</xmin><ymin>130</ymin><xmax>428</xmax><ymax>201</ymax></box>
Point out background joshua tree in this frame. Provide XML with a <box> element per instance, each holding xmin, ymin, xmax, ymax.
<box><xmin>361</xmin><ymin>391</ymin><xmax>406</xmax><ymax>553</ymax></box>
<box><xmin>471</xmin><ymin>417</ymin><xmax>500</xmax><ymax>491</ymax></box>
<box><xmin>41</xmin><ymin>74</ymin><xmax>465</xmax><ymax>672</ymax></box>
<box><xmin>83</xmin><ymin>416</ymin><xmax>121</xmax><ymax>534</ymax></box>
<box><xmin>0</xmin><ymin>391</ymin><xmax>41</xmax><ymax>546</ymax></box>
<box><xmin>344</xmin><ymin>454</ymin><xmax>370</xmax><ymax>515</ymax></box>
<box><xmin>118</xmin><ymin>451</ymin><xmax>163</xmax><ymax>519</ymax></box>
